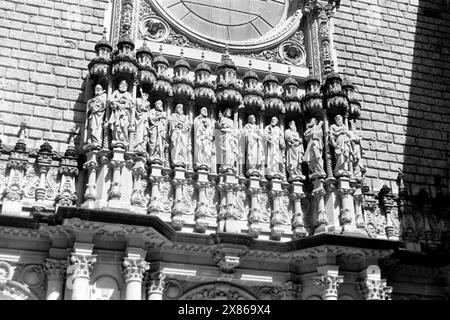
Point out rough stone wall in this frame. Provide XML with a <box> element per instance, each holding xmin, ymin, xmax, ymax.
<box><xmin>334</xmin><ymin>0</ymin><xmax>450</xmax><ymax>195</ymax></box>
<box><xmin>0</xmin><ymin>0</ymin><xmax>109</xmax><ymax>152</ymax></box>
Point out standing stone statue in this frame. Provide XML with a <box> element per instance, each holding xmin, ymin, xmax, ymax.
<box><xmin>108</xmin><ymin>79</ymin><xmax>133</xmax><ymax>146</ymax></box>
<box><xmin>349</xmin><ymin>128</ymin><xmax>363</xmax><ymax>179</ymax></box>
<box><xmin>303</xmin><ymin>118</ymin><xmax>326</xmax><ymax>178</ymax></box>
<box><xmin>285</xmin><ymin>121</ymin><xmax>305</xmax><ymax>181</ymax></box>
<box><xmin>216</xmin><ymin>108</ymin><xmax>238</xmax><ymax>173</ymax></box>
<box><xmin>86</xmin><ymin>84</ymin><xmax>106</xmax><ymax>149</ymax></box>
<box><xmin>193</xmin><ymin>107</ymin><xmax>214</xmax><ymax>170</ymax></box>
<box><xmin>169</xmin><ymin>104</ymin><xmax>190</xmax><ymax>167</ymax></box>
<box><xmin>264</xmin><ymin>117</ymin><xmax>285</xmax><ymax>177</ymax></box>
<box><xmin>148</xmin><ymin>100</ymin><xmax>167</xmax><ymax>164</ymax></box>
<box><xmin>243</xmin><ymin>114</ymin><xmax>264</xmax><ymax>176</ymax></box>
<box><xmin>329</xmin><ymin>114</ymin><xmax>352</xmax><ymax>177</ymax></box>
<box><xmin>134</xmin><ymin>90</ymin><xmax>150</xmax><ymax>153</ymax></box>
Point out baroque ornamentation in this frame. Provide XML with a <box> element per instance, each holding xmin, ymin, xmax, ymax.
<box><xmin>123</xmin><ymin>258</ymin><xmax>149</xmax><ymax>282</ymax></box>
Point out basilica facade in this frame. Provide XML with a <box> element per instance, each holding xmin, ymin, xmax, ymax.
<box><xmin>0</xmin><ymin>0</ymin><xmax>449</xmax><ymax>300</ymax></box>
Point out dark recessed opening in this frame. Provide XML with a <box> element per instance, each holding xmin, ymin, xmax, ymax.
<box><xmin>423</xmin><ymin>8</ymin><xmax>442</xmax><ymax>18</ymax></box>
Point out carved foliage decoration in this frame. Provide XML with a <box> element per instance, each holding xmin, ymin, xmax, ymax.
<box><xmin>179</xmin><ymin>282</ymin><xmax>257</xmax><ymax>300</ymax></box>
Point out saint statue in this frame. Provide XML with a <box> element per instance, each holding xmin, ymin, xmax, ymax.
<box><xmin>193</xmin><ymin>107</ymin><xmax>214</xmax><ymax>170</ymax></box>
<box><xmin>303</xmin><ymin>118</ymin><xmax>326</xmax><ymax>178</ymax></box>
<box><xmin>148</xmin><ymin>100</ymin><xmax>167</xmax><ymax>164</ymax></box>
<box><xmin>285</xmin><ymin>121</ymin><xmax>305</xmax><ymax>181</ymax></box>
<box><xmin>349</xmin><ymin>127</ymin><xmax>363</xmax><ymax>179</ymax></box>
<box><xmin>329</xmin><ymin>114</ymin><xmax>352</xmax><ymax>177</ymax></box>
<box><xmin>86</xmin><ymin>84</ymin><xmax>106</xmax><ymax>149</ymax></box>
<box><xmin>108</xmin><ymin>80</ymin><xmax>133</xmax><ymax>146</ymax></box>
<box><xmin>169</xmin><ymin>104</ymin><xmax>191</xmax><ymax>167</ymax></box>
<box><xmin>264</xmin><ymin>117</ymin><xmax>285</xmax><ymax>177</ymax></box>
<box><xmin>243</xmin><ymin>115</ymin><xmax>264</xmax><ymax>176</ymax></box>
<box><xmin>134</xmin><ymin>90</ymin><xmax>150</xmax><ymax>153</ymax></box>
<box><xmin>216</xmin><ymin>108</ymin><xmax>238</xmax><ymax>173</ymax></box>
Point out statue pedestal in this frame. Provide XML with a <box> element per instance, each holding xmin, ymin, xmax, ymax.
<box><xmin>269</xmin><ymin>178</ymin><xmax>293</xmax><ymax>241</ymax></box>
<box><xmin>324</xmin><ymin>177</ymin><xmax>340</xmax><ymax>233</ymax></box>
<box><xmin>148</xmin><ymin>165</ymin><xmax>171</xmax><ymax>223</ymax></box>
<box><xmin>108</xmin><ymin>148</ymin><xmax>130</xmax><ymax>210</ymax></box>
<box><xmin>94</xmin><ymin>150</ymin><xmax>110</xmax><ymax>209</ymax></box>
<box><xmin>313</xmin><ymin>178</ymin><xmax>329</xmax><ymax>234</ymax></box>
<box><xmin>338</xmin><ymin>176</ymin><xmax>356</xmax><ymax>234</ymax></box>
<box><xmin>81</xmin><ymin>150</ymin><xmax>98</xmax><ymax>209</ymax></box>
<box><xmin>222</xmin><ymin>173</ymin><xmax>246</xmax><ymax>234</ymax></box>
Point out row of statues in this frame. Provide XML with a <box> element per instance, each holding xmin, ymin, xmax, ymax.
<box><xmin>86</xmin><ymin>80</ymin><xmax>363</xmax><ymax>180</ymax></box>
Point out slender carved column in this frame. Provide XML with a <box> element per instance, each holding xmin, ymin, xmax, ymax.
<box><xmin>44</xmin><ymin>259</ymin><xmax>68</xmax><ymax>300</ymax></box>
<box><xmin>56</xmin><ymin>145</ymin><xmax>79</xmax><ymax>207</ymax></box>
<box><xmin>108</xmin><ymin>148</ymin><xmax>126</xmax><ymax>208</ymax></box>
<box><xmin>94</xmin><ymin>151</ymin><xmax>110</xmax><ymax>208</ymax></box>
<box><xmin>130</xmin><ymin>156</ymin><xmax>147</xmax><ymax>213</ymax></box>
<box><xmin>2</xmin><ymin>136</ymin><xmax>28</xmax><ymax>215</ymax></box>
<box><xmin>82</xmin><ymin>150</ymin><xmax>98</xmax><ymax>208</ymax></box>
<box><xmin>223</xmin><ymin>173</ymin><xmax>242</xmax><ymax>233</ymax></box>
<box><xmin>123</xmin><ymin>258</ymin><xmax>149</xmax><ymax>300</ymax></box>
<box><xmin>216</xmin><ymin>179</ymin><xmax>227</xmax><ymax>232</ymax></box>
<box><xmin>32</xmin><ymin>142</ymin><xmax>53</xmax><ymax>216</ymax></box>
<box><xmin>312</xmin><ymin>178</ymin><xmax>328</xmax><ymax>234</ymax></box>
<box><xmin>314</xmin><ymin>265</ymin><xmax>344</xmax><ymax>300</ymax></box>
<box><xmin>147</xmin><ymin>164</ymin><xmax>169</xmax><ymax>221</ymax></box>
<box><xmin>378</xmin><ymin>185</ymin><xmax>398</xmax><ymax>240</ymax></box>
<box><xmin>194</xmin><ymin>169</ymin><xmax>210</xmax><ymax>233</ymax></box>
<box><xmin>119</xmin><ymin>155</ymin><xmax>134</xmax><ymax>207</ymax></box>
<box><xmin>69</xmin><ymin>253</ymin><xmax>97</xmax><ymax>300</ymax></box>
<box><xmin>353</xmin><ymin>186</ymin><xmax>366</xmax><ymax>234</ymax></box>
<box><xmin>147</xmin><ymin>272</ymin><xmax>166</xmax><ymax>300</ymax></box>
<box><xmin>270</xmin><ymin>179</ymin><xmax>284</xmax><ymax>241</ymax></box>
<box><xmin>248</xmin><ymin>176</ymin><xmax>262</xmax><ymax>238</ymax></box>
<box><xmin>338</xmin><ymin>177</ymin><xmax>356</xmax><ymax>233</ymax></box>
<box><xmin>357</xmin><ymin>265</ymin><xmax>393</xmax><ymax>300</ymax></box>
<box><xmin>291</xmin><ymin>181</ymin><xmax>307</xmax><ymax>239</ymax></box>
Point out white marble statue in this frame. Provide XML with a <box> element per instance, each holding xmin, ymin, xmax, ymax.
<box><xmin>134</xmin><ymin>90</ymin><xmax>150</xmax><ymax>153</ymax></box>
<box><xmin>193</xmin><ymin>107</ymin><xmax>214</xmax><ymax>170</ymax></box>
<box><xmin>264</xmin><ymin>116</ymin><xmax>285</xmax><ymax>177</ymax></box>
<box><xmin>148</xmin><ymin>100</ymin><xmax>167</xmax><ymax>164</ymax></box>
<box><xmin>108</xmin><ymin>80</ymin><xmax>133</xmax><ymax>146</ymax></box>
<box><xmin>329</xmin><ymin>114</ymin><xmax>352</xmax><ymax>177</ymax></box>
<box><xmin>169</xmin><ymin>104</ymin><xmax>191</xmax><ymax>167</ymax></box>
<box><xmin>285</xmin><ymin>121</ymin><xmax>305</xmax><ymax>181</ymax></box>
<box><xmin>349</xmin><ymin>127</ymin><xmax>363</xmax><ymax>179</ymax></box>
<box><xmin>243</xmin><ymin>114</ymin><xmax>265</xmax><ymax>176</ymax></box>
<box><xmin>86</xmin><ymin>84</ymin><xmax>106</xmax><ymax>149</ymax></box>
<box><xmin>303</xmin><ymin>118</ymin><xmax>326</xmax><ymax>178</ymax></box>
<box><xmin>216</xmin><ymin>108</ymin><xmax>238</xmax><ymax>173</ymax></box>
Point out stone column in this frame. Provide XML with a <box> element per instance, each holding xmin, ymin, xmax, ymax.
<box><xmin>147</xmin><ymin>271</ymin><xmax>166</xmax><ymax>300</ymax></box>
<box><xmin>312</xmin><ymin>178</ymin><xmax>328</xmax><ymax>234</ymax></box>
<box><xmin>353</xmin><ymin>187</ymin><xmax>366</xmax><ymax>234</ymax></box>
<box><xmin>223</xmin><ymin>173</ymin><xmax>241</xmax><ymax>233</ymax></box>
<box><xmin>270</xmin><ymin>178</ymin><xmax>284</xmax><ymax>241</ymax></box>
<box><xmin>123</xmin><ymin>258</ymin><xmax>149</xmax><ymax>300</ymax></box>
<box><xmin>194</xmin><ymin>169</ymin><xmax>210</xmax><ymax>233</ymax></box>
<box><xmin>108</xmin><ymin>148</ymin><xmax>126</xmax><ymax>208</ymax></box>
<box><xmin>291</xmin><ymin>181</ymin><xmax>307</xmax><ymax>239</ymax></box>
<box><xmin>314</xmin><ymin>265</ymin><xmax>344</xmax><ymax>300</ymax></box>
<box><xmin>358</xmin><ymin>265</ymin><xmax>392</xmax><ymax>300</ymax></box>
<box><xmin>130</xmin><ymin>155</ymin><xmax>148</xmax><ymax>214</ymax></box>
<box><xmin>338</xmin><ymin>177</ymin><xmax>356</xmax><ymax>233</ymax></box>
<box><xmin>216</xmin><ymin>179</ymin><xmax>227</xmax><ymax>232</ymax></box>
<box><xmin>147</xmin><ymin>164</ymin><xmax>165</xmax><ymax>218</ymax></box>
<box><xmin>248</xmin><ymin>176</ymin><xmax>262</xmax><ymax>238</ymax></box>
<box><xmin>82</xmin><ymin>150</ymin><xmax>98</xmax><ymax>208</ymax></box>
<box><xmin>69</xmin><ymin>253</ymin><xmax>97</xmax><ymax>300</ymax></box>
<box><xmin>94</xmin><ymin>151</ymin><xmax>110</xmax><ymax>208</ymax></box>
<box><xmin>44</xmin><ymin>259</ymin><xmax>68</xmax><ymax>300</ymax></box>
<box><xmin>1</xmin><ymin>148</ymin><xmax>28</xmax><ymax>215</ymax></box>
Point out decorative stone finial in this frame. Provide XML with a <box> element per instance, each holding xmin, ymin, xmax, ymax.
<box><xmin>248</xmin><ymin>59</ymin><xmax>252</xmax><ymax>69</ymax></box>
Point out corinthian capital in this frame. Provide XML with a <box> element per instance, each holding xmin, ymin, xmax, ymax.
<box><xmin>44</xmin><ymin>259</ymin><xmax>68</xmax><ymax>281</ymax></box>
<box><xmin>68</xmin><ymin>254</ymin><xmax>97</xmax><ymax>279</ymax></box>
<box><xmin>149</xmin><ymin>272</ymin><xmax>166</xmax><ymax>292</ymax></box>
<box><xmin>314</xmin><ymin>266</ymin><xmax>343</xmax><ymax>300</ymax></box>
<box><xmin>123</xmin><ymin>258</ymin><xmax>149</xmax><ymax>282</ymax></box>
<box><xmin>358</xmin><ymin>279</ymin><xmax>392</xmax><ymax>300</ymax></box>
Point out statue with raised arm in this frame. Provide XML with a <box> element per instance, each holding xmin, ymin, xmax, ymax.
<box><xmin>216</xmin><ymin>108</ymin><xmax>238</xmax><ymax>173</ymax></box>
<box><xmin>329</xmin><ymin>114</ymin><xmax>352</xmax><ymax>177</ymax></box>
<box><xmin>303</xmin><ymin>118</ymin><xmax>326</xmax><ymax>178</ymax></box>
<box><xmin>285</xmin><ymin>121</ymin><xmax>305</xmax><ymax>181</ymax></box>
<box><xmin>86</xmin><ymin>84</ymin><xmax>107</xmax><ymax>149</ymax></box>
<box><xmin>169</xmin><ymin>104</ymin><xmax>191</xmax><ymax>167</ymax></box>
<box><xmin>148</xmin><ymin>100</ymin><xmax>167</xmax><ymax>164</ymax></box>
<box><xmin>108</xmin><ymin>80</ymin><xmax>133</xmax><ymax>146</ymax></box>
<box><xmin>264</xmin><ymin>117</ymin><xmax>285</xmax><ymax>178</ymax></box>
<box><xmin>193</xmin><ymin>107</ymin><xmax>214</xmax><ymax>170</ymax></box>
<box><xmin>134</xmin><ymin>90</ymin><xmax>150</xmax><ymax>153</ymax></box>
<box><xmin>243</xmin><ymin>114</ymin><xmax>265</xmax><ymax>176</ymax></box>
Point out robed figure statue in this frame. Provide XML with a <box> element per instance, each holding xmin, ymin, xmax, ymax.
<box><xmin>303</xmin><ymin>118</ymin><xmax>326</xmax><ymax>179</ymax></box>
<box><xmin>216</xmin><ymin>108</ymin><xmax>238</xmax><ymax>174</ymax></box>
<box><xmin>193</xmin><ymin>107</ymin><xmax>214</xmax><ymax>170</ymax></box>
<box><xmin>329</xmin><ymin>114</ymin><xmax>352</xmax><ymax>177</ymax></box>
<box><xmin>148</xmin><ymin>100</ymin><xmax>167</xmax><ymax>164</ymax></box>
<box><xmin>285</xmin><ymin>121</ymin><xmax>305</xmax><ymax>181</ymax></box>
<box><xmin>134</xmin><ymin>90</ymin><xmax>150</xmax><ymax>153</ymax></box>
<box><xmin>243</xmin><ymin>115</ymin><xmax>265</xmax><ymax>176</ymax></box>
<box><xmin>169</xmin><ymin>104</ymin><xmax>191</xmax><ymax>167</ymax></box>
<box><xmin>86</xmin><ymin>84</ymin><xmax>106</xmax><ymax>149</ymax></box>
<box><xmin>264</xmin><ymin>117</ymin><xmax>285</xmax><ymax>178</ymax></box>
<box><xmin>108</xmin><ymin>80</ymin><xmax>133</xmax><ymax>146</ymax></box>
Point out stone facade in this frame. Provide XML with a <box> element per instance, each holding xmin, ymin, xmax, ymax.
<box><xmin>0</xmin><ymin>0</ymin><xmax>449</xmax><ymax>300</ymax></box>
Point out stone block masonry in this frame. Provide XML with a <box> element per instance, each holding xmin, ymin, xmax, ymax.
<box><xmin>0</xmin><ymin>0</ymin><xmax>109</xmax><ymax>152</ymax></box>
<box><xmin>334</xmin><ymin>0</ymin><xmax>450</xmax><ymax>195</ymax></box>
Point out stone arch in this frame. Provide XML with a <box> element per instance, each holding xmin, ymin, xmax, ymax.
<box><xmin>90</xmin><ymin>275</ymin><xmax>121</xmax><ymax>300</ymax></box>
<box><xmin>306</xmin><ymin>295</ymin><xmax>322</xmax><ymax>300</ymax></box>
<box><xmin>0</xmin><ymin>280</ymin><xmax>39</xmax><ymax>300</ymax></box>
<box><xmin>179</xmin><ymin>282</ymin><xmax>257</xmax><ymax>300</ymax></box>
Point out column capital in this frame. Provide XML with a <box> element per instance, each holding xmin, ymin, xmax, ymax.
<box><xmin>358</xmin><ymin>265</ymin><xmax>393</xmax><ymax>300</ymax></box>
<box><xmin>123</xmin><ymin>258</ymin><xmax>149</xmax><ymax>282</ymax></box>
<box><xmin>68</xmin><ymin>254</ymin><xmax>97</xmax><ymax>280</ymax></box>
<box><xmin>44</xmin><ymin>259</ymin><xmax>68</xmax><ymax>281</ymax></box>
<box><xmin>149</xmin><ymin>271</ymin><xmax>166</xmax><ymax>293</ymax></box>
<box><xmin>314</xmin><ymin>265</ymin><xmax>344</xmax><ymax>300</ymax></box>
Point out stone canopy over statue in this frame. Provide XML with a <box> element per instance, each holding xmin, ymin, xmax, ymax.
<box><xmin>108</xmin><ymin>79</ymin><xmax>133</xmax><ymax>147</ymax></box>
